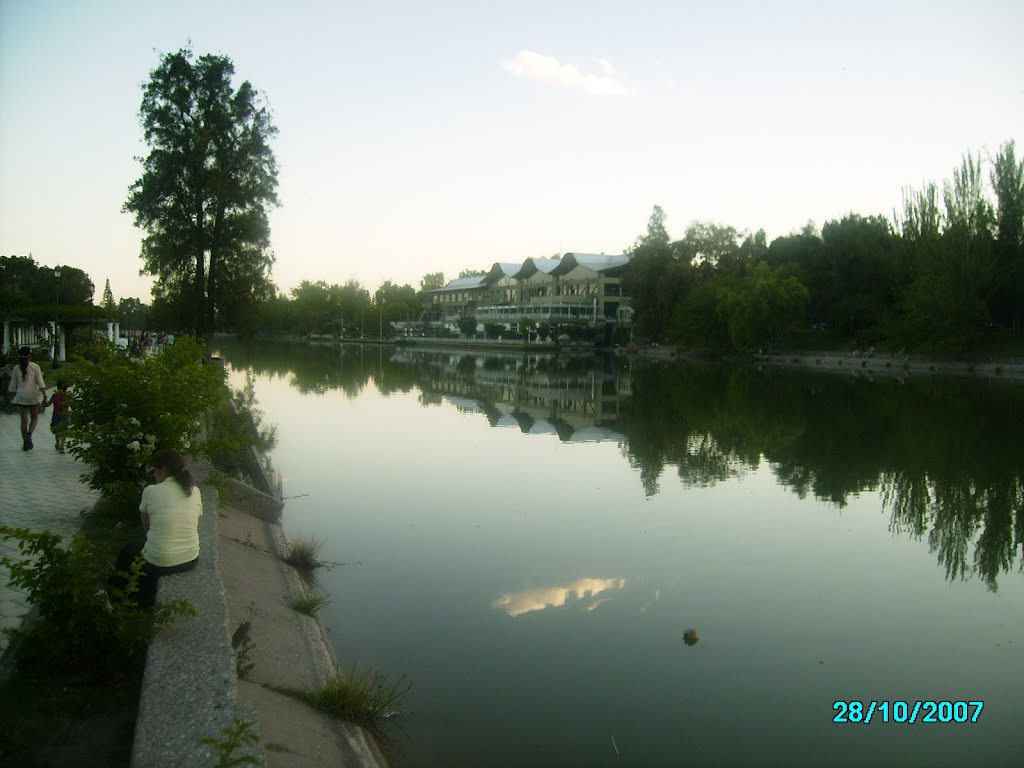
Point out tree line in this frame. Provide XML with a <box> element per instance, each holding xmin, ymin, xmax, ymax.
<box><xmin>1</xmin><ymin>255</ymin><xmax>95</xmax><ymax>311</ymax></box>
<box><xmin>10</xmin><ymin>45</ymin><xmax>1021</xmax><ymax>357</ymax></box>
<box><xmin>625</xmin><ymin>141</ymin><xmax>1024</xmax><ymax>353</ymax></box>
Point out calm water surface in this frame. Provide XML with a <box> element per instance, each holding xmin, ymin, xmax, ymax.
<box><xmin>217</xmin><ymin>341</ymin><xmax>1024</xmax><ymax>768</ymax></box>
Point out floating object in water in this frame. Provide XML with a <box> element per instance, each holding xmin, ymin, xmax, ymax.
<box><xmin>683</xmin><ymin>628</ymin><xmax>699</xmax><ymax>646</ymax></box>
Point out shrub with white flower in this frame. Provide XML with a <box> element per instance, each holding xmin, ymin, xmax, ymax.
<box><xmin>64</xmin><ymin>338</ymin><xmax>226</xmax><ymax>504</ymax></box>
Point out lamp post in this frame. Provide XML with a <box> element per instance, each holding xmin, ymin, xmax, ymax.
<box><xmin>53</xmin><ymin>267</ymin><xmax>62</xmax><ymax>370</ymax></box>
<box><xmin>379</xmin><ymin>300</ymin><xmax>385</xmax><ymax>341</ymax></box>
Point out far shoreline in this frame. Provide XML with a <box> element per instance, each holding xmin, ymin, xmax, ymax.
<box><xmin>622</xmin><ymin>345</ymin><xmax>1024</xmax><ymax>382</ymax></box>
<box><xmin>216</xmin><ymin>332</ymin><xmax>1024</xmax><ymax>382</ymax></box>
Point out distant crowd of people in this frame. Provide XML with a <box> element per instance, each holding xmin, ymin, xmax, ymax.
<box><xmin>115</xmin><ymin>331</ymin><xmax>175</xmax><ymax>357</ymax></box>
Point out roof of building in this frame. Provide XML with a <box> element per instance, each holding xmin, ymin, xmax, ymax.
<box><xmin>525</xmin><ymin>257</ymin><xmax>563</xmax><ymax>275</ymax></box>
<box><xmin>486</xmin><ymin>263</ymin><xmax>524</xmax><ymax>281</ymax></box>
<box><xmin>429</xmin><ymin>274</ymin><xmax>489</xmax><ymax>292</ymax></box>
<box><xmin>554</xmin><ymin>253</ymin><xmax>631</xmax><ymax>274</ymax></box>
<box><xmin>426</xmin><ymin>253</ymin><xmax>632</xmax><ymax>295</ymax></box>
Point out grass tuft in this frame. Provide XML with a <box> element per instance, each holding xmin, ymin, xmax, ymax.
<box><xmin>278</xmin><ymin>666</ymin><xmax>411</xmax><ymax>727</ymax></box>
<box><xmin>282</xmin><ymin>535</ymin><xmax>326</xmax><ymax>575</ymax></box>
<box><xmin>289</xmin><ymin>590</ymin><xmax>330</xmax><ymax>616</ymax></box>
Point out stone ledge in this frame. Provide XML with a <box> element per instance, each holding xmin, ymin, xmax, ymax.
<box><xmin>130</xmin><ymin>483</ymin><xmax>264</xmax><ymax>768</ymax></box>
<box><xmin>216</xmin><ymin>473</ymin><xmax>284</xmax><ymax>524</ymax></box>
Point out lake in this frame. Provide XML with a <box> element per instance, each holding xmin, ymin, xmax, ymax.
<box><xmin>216</xmin><ymin>340</ymin><xmax>1024</xmax><ymax>768</ymax></box>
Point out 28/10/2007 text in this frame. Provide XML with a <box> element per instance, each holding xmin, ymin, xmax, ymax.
<box><xmin>833</xmin><ymin>700</ymin><xmax>983</xmax><ymax>724</ymax></box>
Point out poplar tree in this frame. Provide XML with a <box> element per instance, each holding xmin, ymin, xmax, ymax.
<box><xmin>990</xmin><ymin>140</ymin><xmax>1024</xmax><ymax>329</ymax></box>
<box><xmin>124</xmin><ymin>47</ymin><xmax>279</xmax><ymax>341</ymax></box>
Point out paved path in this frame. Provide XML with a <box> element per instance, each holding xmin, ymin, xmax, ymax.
<box><xmin>0</xmin><ymin>405</ymin><xmax>100</xmax><ymax>650</ymax></box>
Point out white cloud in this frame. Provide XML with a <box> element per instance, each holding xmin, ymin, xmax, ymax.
<box><xmin>595</xmin><ymin>57</ymin><xmax>620</xmax><ymax>77</ymax></box>
<box><xmin>501</xmin><ymin>50</ymin><xmax>634</xmax><ymax>96</ymax></box>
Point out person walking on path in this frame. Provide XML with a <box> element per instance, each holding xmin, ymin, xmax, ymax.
<box><xmin>43</xmin><ymin>379</ymin><xmax>70</xmax><ymax>453</ymax></box>
<box><xmin>115</xmin><ymin>450</ymin><xmax>203</xmax><ymax>607</ymax></box>
<box><xmin>0</xmin><ymin>354</ymin><xmax>14</xmax><ymax>414</ymax></box>
<box><xmin>8</xmin><ymin>346</ymin><xmax>46</xmax><ymax>450</ymax></box>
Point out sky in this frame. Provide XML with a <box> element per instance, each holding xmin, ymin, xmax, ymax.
<box><xmin>2</xmin><ymin>0</ymin><xmax>1022</xmax><ymax>304</ymax></box>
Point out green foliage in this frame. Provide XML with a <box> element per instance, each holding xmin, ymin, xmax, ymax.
<box><xmin>289</xmin><ymin>589</ymin><xmax>330</xmax><ymax>616</ymax></box>
<box><xmin>420</xmin><ymin>271</ymin><xmax>446</xmax><ymax>292</ymax></box>
<box><xmin>200</xmin><ymin>717</ymin><xmax>261</xmax><ymax>767</ymax></box>
<box><xmin>279</xmin><ymin>666</ymin><xmax>411</xmax><ymax>727</ymax></box>
<box><xmin>624</xmin><ymin>206</ymin><xmax>677</xmax><ymax>340</ymax></box>
<box><xmin>717</xmin><ymin>264</ymin><xmax>809</xmax><ymax>350</ymax></box>
<box><xmin>0</xmin><ymin>525</ymin><xmax>196</xmax><ymax>676</ymax></box>
<box><xmin>989</xmin><ymin>140</ymin><xmax>1024</xmax><ymax>330</ymax></box>
<box><xmin>374</xmin><ymin>280</ymin><xmax>419</xmax><ymax>334</ymax></box>
<box><xmin>118</xmin><ymin>296</ymin><xmax>150</xmax><ymax>335</ymax></box>
<box><xmin>457</xmin><ymin>314</ymin><xmax>478</xmax><ymax>337</ymax></box>
<box><xmin>626</xmin><ymin>140</ymin><xmax>1022</xmax><ymax>353</ymax></box>
<box><xmin>102</xmin><ymin>279</ymin><xmax>116</xmax><ymax>312</ymax></box>
<box><xmin>228</xmin><ymin>370</ymin><xmax>277</xmax><ymax>454</ymax></box>
<box><xmin>0</xmin><ymin>254</ymin><xmax>95</xmax><ymax>310</ymax></box>
<box><xmin>63</xmin><ymin>337</ymin><xmax>226</xmax><ymax>504</ymax></box>
<box><xmin>288</xmin><ymin>278</ymin><xmax>373</xmax><ymax>336</ymax></box>
<box><xmin>124</xmin><ymin>47</ymin><xmax>279</xmax><ymax>338</ymax></box>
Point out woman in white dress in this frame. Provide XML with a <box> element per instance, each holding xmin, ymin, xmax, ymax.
<box><xmin>7</xmin><ymin>346</ymin><xmax>46</xmax><ymax>451</ymax></box>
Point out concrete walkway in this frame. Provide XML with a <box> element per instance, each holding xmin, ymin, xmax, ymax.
<box><xmin>0</xmin><ymin>405</ymin><xmax>386</xmax><ymax>767</ymax></box>
<box><xmin>0</xmin><ymin>405</ymin><xmax>100</xmax><ymax>650</ymax></box>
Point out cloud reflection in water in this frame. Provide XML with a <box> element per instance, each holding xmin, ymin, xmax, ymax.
<box><xmin>492</xmin><ymin>577</ymin><xmax>626</xmax><ymax>617</ymax></box>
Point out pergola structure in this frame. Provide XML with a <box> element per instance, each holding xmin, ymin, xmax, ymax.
<box><xmin>2</xmin><ymin>315</ymin><xmax>121</xmax><ymax>362</ymax></box>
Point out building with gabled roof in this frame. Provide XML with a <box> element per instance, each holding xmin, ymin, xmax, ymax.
<box><xmin>422</xmin><ymin>252</ymin><xmax>633</xmax><ymax>330</ymax></box>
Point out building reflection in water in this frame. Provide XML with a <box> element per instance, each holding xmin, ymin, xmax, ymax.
<box><xmin>394</xmin><ymin>350</ymin><xmax>631</xmax><ymax>444</ymax></box>
<box><xmin>492</xmin><ymin>577</ymin><xmax>627</xmax><ymax>617</ymax></box>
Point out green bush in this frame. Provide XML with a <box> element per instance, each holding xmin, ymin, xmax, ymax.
<box><xmin>64</xmin><ymin>338</ymin><xmax>226</xmax><ymax>504</ymax></box>
<box><xmin>0</xmin><ymin>525</ymin><xmax>195</xmax><ymax>676</ymax></box>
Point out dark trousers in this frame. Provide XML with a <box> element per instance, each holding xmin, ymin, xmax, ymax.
<box><xmin>114</xmin><ymin>536</ymin><xmax>198</xmax><ymax>608</ymax></box>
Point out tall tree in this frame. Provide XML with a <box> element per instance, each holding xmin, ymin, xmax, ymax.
<box><xmin>820</xmin><ymin>214</ymin><xmax>903</xmax><ymax>338</ymax></box>
<box><xmin>990</xmin><ymin>140</ymin><xmax>1024</xmax><ymax>329</ymax></box>
<box><xmin>900</xmin><ymin>159</ymin><xmax>994</xmax><ymax>351</ymax></box>
<box><xmin>624</xmin><ymin>205</ymin><xmax>676</xmax><ymax>340</ymax></box>
<box><xmin>420</xmin><ymin>272</ymin><xmax>446</xmax><ymax>292</ymax></box>
<box><xmin>117</xmin><ymin>297</ymin><xmax>150</xmax><ymax>335</ymax></box>
<box><xmin>678</xmin><ymin>221</ymin><xmax>742</xmax><ymax>271</ymax></box>
<box><xmin>124</xmin><ymin>47</ymin><xmax>279</xmax><ymax>342</ymax></box>
<box><xmin>102</xmin><ymin>279</ymin><xmax>115</xmax><ymax>312</ymax></box>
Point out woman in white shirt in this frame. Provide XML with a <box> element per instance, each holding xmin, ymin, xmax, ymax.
<box><xmin>8</xmin><ymin>346</ymin><xmax>46</xmax><ymax>450</ymax></box>
<box><xmin>115</xmin><ymin>450</ymin><xmax>203</xmax><ymax>607</ymax></box>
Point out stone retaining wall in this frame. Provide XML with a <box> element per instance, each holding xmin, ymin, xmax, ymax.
<box><xmin>130</xmin><ymin>476</ymin><xmax>264</xmax><ymax>768</ymax></box>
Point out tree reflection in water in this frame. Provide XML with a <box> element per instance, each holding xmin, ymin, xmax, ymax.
<box><xmin>216</xmin><ymin>339</ymin><xmax>1023</xmax><ymax>590</ymax></box>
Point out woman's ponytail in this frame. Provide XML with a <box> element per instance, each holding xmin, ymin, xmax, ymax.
<box><xmin>150</xmin><ymin>449</ymin><xmax>195</xmax><ymax>496</ymax></box>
